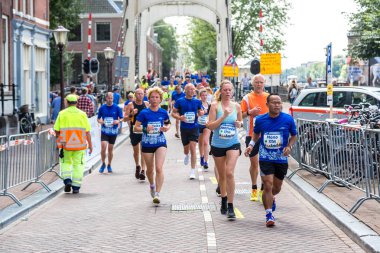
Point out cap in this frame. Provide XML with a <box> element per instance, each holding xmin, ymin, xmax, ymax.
<box><xmin>185</xmin><ymin>75</ymin><xmax>191</xmax><ymax>78</ymax></box>
<box><xmin>113</xmin><ymin>86</ymin><xmax>119</xmax><ymax>91</ymax></box>
<box><xmin>66</xmin><ymin>94</ymin><xmax>78</xmax><ymax>102</ymax></box>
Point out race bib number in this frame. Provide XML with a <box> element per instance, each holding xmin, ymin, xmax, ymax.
<box><xmin>198</xmin><ymin>115</ymin><xmax>208</xmax><ymax>125</ymax></box>
<box><xmin>263</xmin><ymin>132</ymin><xmax>283</xmax><ymax>149</ymax></box>
<box><xmin>147</xmin><ymin>121</ymin><xmax>161</xmax><ymax>137</ymax></box>
<box><xmin>184</xmin><ymin>112</ymin><xmax>195</xmax><ymax>123</ymax></box>
<box><xmin>104</xmin><ymin>117</ymin><xmax>114</xmax><ymax>128</ymax></box>
<box><xmin>219</xmin><ymin>124</ymin><xmax>236</xmax><ymax>139</ymax></box>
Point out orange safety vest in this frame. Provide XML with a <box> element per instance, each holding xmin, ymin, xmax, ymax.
<box><xmin>56</xmin><ymin>127</ymin><xmax>87</xmax><ymax>151</ymax></box>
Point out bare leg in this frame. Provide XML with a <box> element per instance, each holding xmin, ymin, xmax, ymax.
<box><xmin>142</xmin><ymin>152</ymin><xmax>155</xmax><ymax>185</ymax></box>
<box><xmin>107</xmin><ymin>144</ymin><xmax>114</xmax><ymax>165</ymax></box>
<box><xmin>154</xmin><ymin>147</ymin><xmax>167</xmax><ymax>193</ymax></box>
<box><xmin>225</xmin><ymin>149</ymin><xmax>240</xmax><ymax>203</ymax></box>
<box><xmin>190</xmin><ymin>141</ymin><xmax>197</xmax><ymax>168</ymax></box>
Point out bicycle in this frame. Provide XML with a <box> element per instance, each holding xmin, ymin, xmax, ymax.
<box><xmin>15</xmin><ymin>104</ymin><xmax>41</xmax><ymax>133</ymax></box>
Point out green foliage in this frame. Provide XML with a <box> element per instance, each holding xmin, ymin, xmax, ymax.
<box><xmin>50</xmin><ymin>0</ymin><xmax>81</xmax><ymax>87</ymax></box>
<box><xmin>186</xmin><ymin>19</ymin><xmax>217</xmax><ymax>79</ymax></box>
<box><xmin>348</xmin><ymin>0</ymin><xmax>380</xmax><ymax>59</ymax></box>
<box><xmin>153</xmin><ymin>20</ymin><xmax>178</xmax><ymax>77</ymax></box>
<box><xmin>231</xmin><ymin>0</ymin><xmax>290</xmax><ymax>58</ymax></box>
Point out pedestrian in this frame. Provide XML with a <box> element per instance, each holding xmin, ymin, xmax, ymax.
<box><xmin>124</xmin><ymin>88</ymin><xmax>149</xmax><ymax>180</ymax></box>
<box><xmin>54</xmin><ymin>94</ymin><xmax>93</xmax><ymax>194</ymax></box>
<box><xmin>113</xmin><ymin>87</ymin><xmax>121</xmax><ymax>105</ymax></box>
<box><xmin>170</xmin><ymin>85</ymin><xmax>185</xmax><ymax>139</ymax></box>
<box><xmin>160</xmin><ymin>86</ymin><xmax>170</xmax><ymax>111</ymax></box>
<box><xmin>198</xmin><ymin>89</ymin><xmax>211</xmax><ymax>171</ymax></box>
<box><xmin>97</xmin><ymin>92</ymin><xmax>124</xmax><ymax>173</ymax></box>
<box><xmin>50</xmin><ymin>91</ymin><xmax>61</xmax><ymax>124</ymax></box>
<box><xmin>172</xmin><ymin>83</ymin><xmax>204</xmax><ymax>180</ymax></box>
<box><xmin>241</xmin><ymin>74</ymin><xmax>269</xmax><ymax>202</ymax></box>
<box><xmin>133</xmin><ymin>87</ymin><xmax>171</xmax><ymax>204</ymax></box>
<box><xmin>207</xmin><ymin>80</ymin><xmax>243</xmax><ymax>220</ymax></box>
<box><xmin>244</xmin><ymin>94</ymin><xmax>297</xmax><ymax>227</ymax></box>
<box><xmin>77</xmin><ymin>88</ymin><xmax>95</xmax><ymax>118</ymax></box>
<box><xmin>288</xmin><ymin>81</ymin><xmax>298</xmax><ymax>104</ymax></box>
<box><xmin>241</xmin><ymin>72</ymin><xmax>251</xmax><ymax>93</ymax></box>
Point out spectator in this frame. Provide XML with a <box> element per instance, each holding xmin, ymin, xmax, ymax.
<box><xmin>77</xmin><ymin>88</ymin><xmax>94</xmax><ymax>118</ymax></box>
<box><xmin>113</xmin><ymin>87</ymin><xmax>121</xmax><ymax>105</ymax></box>
<box><xmin>288</xmin><ymin>81</ymin><xmax>298</xmax><ymax>104</ymax></box>
<box><xmin>304</xmin><ymin>77</ymin><xmax>317</xmax><ymax>89</ymax></box>
<box><xmin>241</xmin><ymin>73</ymin><xmax>251</xmax><ymax>93</ymax></box>
<box><xmin>51</xmin><ymin>91</ymin><xmax>61</xmax><ymax>123</ymax></box>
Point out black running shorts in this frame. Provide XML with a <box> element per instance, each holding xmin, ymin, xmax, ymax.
<box><xmin>259</xmin><ymin>161</ymin><xmax>288</xmax><ymax>180</ymax></box>
<box><xmin>180</xmin><ymin>127</ymin><xmax>199</xmax><ymax>146</ymax></box>
<box><xmin>211</xmin><ymin>143</ymin><xmax>241</xmax><ymax>157</ymax></box>
<box><xmin>141</xmin><ymin>145</ymin><xmax>167</xmax><ymax>153</ymax></box>
<box><xmin>101</xmin><ymin>133</ymin><xmax>117</xmax><ymax>145</ymax></box>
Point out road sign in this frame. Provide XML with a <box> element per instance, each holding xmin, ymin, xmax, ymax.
<box><xmin>223</xmin><ymin>66</ymin><xmax>239</xmax><ymax>77</ymax></box>
<box><xmin>115</xmin><ymin>56</ymin><xmax>130</xmax><ymax>78</ymax></box>
<box><xmin>260</xmin><ymin>53</ymin><xmax>281</xmax><ymax>75</ymax></box>
<box><xmin>224</xmin><ymin>54</ymin><xmax>237</xmax><ymax>66</ymax></box>
<box><xmin>327</xmin><ymin>84</ymin><xmax>333</xmax><ymax>96</ymax></box>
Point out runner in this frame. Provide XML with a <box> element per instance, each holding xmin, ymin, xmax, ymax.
<box><xmin>161</xmin><ymin>86</ymin><xmax>170</xmax><ymax>111</ymax></box>
<box><xmin>97</xmin><ymin>92</ymin><xmax>123</xmax><ymax>173</ymax></box>
<box><xmin>207</xmin><ymin>80</ymin><xmax>243</xmax><ymax>220</ymax></box>
<box><xmin>244</xmin><ymin>94</ymin><xmax>297</xmax><ymax>227</ymax></box>
<box><xmin>198</xmin><ymin>89</ymin><xmax>211</xmax><ymax>171</ymax></box>
<box><xmin>134</xmin><ymin>87</ymin><xmax>171</xmax><ymax>204</ymax></box>
<box><xmin>172</xmin><ymin>83</ymin><xmax>204</xmax><ymax>179</ymax></box>
<box><xmin>241</xmin><ymin>74</ymin><xmax>269</xmax><ymax>202</ymax></box>
<box><xmin>170</xmin><ymin>85</ymin><xmax>185</xmax><ymax>138</ymax></box>
<box><xmin>124</xmin><ymin>88</ymin><xmax>149</xmax><ymax>180</ymax></box>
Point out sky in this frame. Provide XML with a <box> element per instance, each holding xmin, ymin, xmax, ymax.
<box><xmin>164</xmin><ymin>0</ymin><xmax>358</xmax><ymax>69</ymax></box>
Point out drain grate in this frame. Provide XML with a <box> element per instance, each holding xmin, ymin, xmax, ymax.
<box><xmin>171</xmin><ymin>203</ymin><xmax>217</xmax><ymax>211</ymax></box>
<box><xmin>234</xmin><ymin>189</ymin><xmax>251</xmax><ymax>195</ymax></box>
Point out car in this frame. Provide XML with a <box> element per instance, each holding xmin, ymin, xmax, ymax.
<box><xmin>289</xmin><ymin>86</ymin><xmax>380</xmax><ymax>121</ymax></box>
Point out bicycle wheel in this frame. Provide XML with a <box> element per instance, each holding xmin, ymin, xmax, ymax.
<box><xmin>309</xmin><ymin>140</ymin><xmax>331</xmax><ymax>178</ymax></box>
<box><xmin>20</xmin><ymin>117</ymin><xmax>32</xmax><ymax>133</ymax></box>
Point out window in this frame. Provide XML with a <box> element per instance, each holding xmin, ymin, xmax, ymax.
<box><xmin>332</xmin><ymin>91</ymin><xmax>347</xmax><ymax>108</ymax></box>
<box><xmin>68</xmin><ymin>24</ymin><xmax>82</xmax><ymax>42</ymax></box>
<box><xmin>29</xmin><ymin>0</ymin><xmax>34</xmax><ymax>16</ymax></box>
<box><xmin>14</xmin><ymin>0</ymin><xmax>19</xmax><ymax>11</ymax></box>
<box><xmin>95</xmin><ymin>52</ymin><xmax>106</xmax><ymax>84</ymax></box>
<box><xmin>1</xmin><ymin>16</ymin><xmax>9</xmax><ymax>86</ymax></box>
<box><xmin>351</xmin><ymin>92</ymin><xmax>378</xmax><ymax>106</ymax></box>
<box><xmin>299</xmin><ymin>93</ymin><xmax>317</xmax><ymax>106</ymax></box>
<box><xmin>68</xmin><ymin>53</ymin><xmax>83</xmax><ymax>84</ymax></box>
<box><xmin>22</xmin><ymin>0</ymin><xmax>27</xmax><ymax>14</ymax></box>
<box><xmin>34</xmin><ymin>48</ymin><xmax>46</xmax><ymax>112</ymax></box>
<box><xmin>96</xmin><ymin>23</ymin><xmax>111</xmax><ymax>42</ymax></box>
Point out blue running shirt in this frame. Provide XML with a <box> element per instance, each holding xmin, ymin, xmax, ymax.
<box><xmin>254</xmin><ymin>112</ymin><xmax>297</xmax><ymax>163</ymax></box>
<box><xmin>174</xmin><ymin>97</ymin><xmax>202</xmax><ymax>129</ymax></box>
<box><xmin>136</xmin><ymin>108</ymin><xmax>169</xmax><ymax>148</ymax></box>
<box><xmin>97</xmin><ymin>104</ymin><xmax>123</xmax><ymax>136</ymax></box>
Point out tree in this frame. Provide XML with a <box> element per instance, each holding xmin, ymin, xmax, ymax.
<box><xmin>154</xmin><ymin>20</ymin><xmax>178</xmax><ymax>78</ymax></box>
<box><xmin>231</xmin><ymin>0</ymin><xmax>290</xmax><ymax>58</ymax></box>
<box><xmin>348</xmin><ymin>0</ymin><xmax>380</xmax><ymax>59</ymax></box>
<box><xmin>186</xmin><ymin>18</ymin><xmax>217</xmax><ymax>81</ymax></box>
<box><xmin>50</xmin><ymin>0</ymin><xmax>81</xmax><ymax>87</ymax></box>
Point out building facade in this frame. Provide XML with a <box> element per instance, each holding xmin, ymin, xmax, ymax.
<box><xmin>12</xmin><ymin>0</ymin><xmax>50</xmax><ymax>122</ymax></box>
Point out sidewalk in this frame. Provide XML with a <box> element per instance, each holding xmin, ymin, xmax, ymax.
<box><xmin>0</xmin><ymin>126</ymin><xmax>365</xmax><ymax>252</ymax></box>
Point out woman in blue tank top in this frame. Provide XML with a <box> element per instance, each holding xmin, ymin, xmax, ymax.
<box><xmin>207</xmin><ymin>80</ymin><xmax>243</xmax><ymax>220</ymax></box>
<box><xmin>198</xmin><ymin>89</ymin><xmax>211</xmax><ymax>170</ymax></box>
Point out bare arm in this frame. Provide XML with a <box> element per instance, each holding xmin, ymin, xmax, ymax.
<box><xmin>283</xmin><ymin>134</ymin><xmax>297</xmax><ymax>156</ymax></box>
<box><xmin>86</xmin><ymin>132</ymin><xmax>93</xmax><ymax>154</ymax></box>
<box><xmin>133</xmin><ymin>120</ymin><xmax>143</xmax><ymax>133</ymax></box>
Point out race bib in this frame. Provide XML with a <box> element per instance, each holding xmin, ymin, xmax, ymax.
<box><xmin>219</xmin><ymin>124</ymin><xmax>236</xmax><ymax>139</ymax></box>
<box><xmin>147</xmin><ymin>121</ymin><xmax>161</xmax><ymax>137</ymax></box>
<box><xmin>104</xmin><ymin>117</ymin><xmax>114</xmax><ymax>128</ymax></box>
<box><xmin>263</xmin><ymin>132</ymin><xmax>283</xmax><ymax>149</ymax></box>
<box><xmin>198</xmin><ymin>115</ymin><xmax>208</xmax><ymax>125</ymax></box>
<box><xmin>184</xmin><ymin>112</ymin><xmax>195</xmax><ymax>123</ymax></box>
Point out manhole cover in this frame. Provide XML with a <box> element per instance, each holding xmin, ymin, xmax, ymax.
<box><xmin>171</xmin><ymin>203</ymin><xmax>217</xmax><ymax>211</ymax></box>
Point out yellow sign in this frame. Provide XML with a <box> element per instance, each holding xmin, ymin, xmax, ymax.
<box><xmin>260</xmin><ymin>53</ymin><xmax>281</xmax><ymax>75</ymax></box>
<box><xmin>327</xmin><ymin>84</ymin><xmax>333</xmax><ymax>96</ymax></box>
<box><xmin>223</xmin><ymin>66</ymin><xmax>239</xmax><ymax>77</ymax></box>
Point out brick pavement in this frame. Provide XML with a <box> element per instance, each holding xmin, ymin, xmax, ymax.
<box><xmin>0</xmin><ymin>125</ymin><xmax>365</xmax><ymax>252</ymax></box>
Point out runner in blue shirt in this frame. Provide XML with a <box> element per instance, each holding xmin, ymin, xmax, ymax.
<box><xmin>170</xmin><ymin>85</ymin><xmax>185</xmax><ymax>138</ymax></box>
<box><xmin>113</xmin><ymin>87</ymin><xmax>121</xmax><ymax>105</ymax></box>
<box><xmin>245</xmin><ymin>94</ymin><xmax>297</xmax><ymax>227</ymax></box>
<box><xmin>134</xmin><ymin>87</ymin><xmax>171</xmax><ymax>205</ymax></box>
<box><xmin>97</xmin><ymin>92</ymin><xmax>123</xmax><ymax>173</ymax></box>
<box><xmin>172</xmin><ymin>84</ymin><xmax>204</xmax><ymax>180</ymax></box>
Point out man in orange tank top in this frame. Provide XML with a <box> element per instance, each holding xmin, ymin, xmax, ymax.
<box><xmin>241</xmin><ymin>74</ymin><xmax>269</xmax><ymax>202</ymax></box>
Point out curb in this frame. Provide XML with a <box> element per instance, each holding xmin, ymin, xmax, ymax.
<box><xmin>286</xmin><ymin>172</ymin><xmax>380</xmax><ymax>253</ymax></box>
<box><xmin>0</xmin><ymin>133</ymin><xmax>130</xmax><ymax>230</ymax></box>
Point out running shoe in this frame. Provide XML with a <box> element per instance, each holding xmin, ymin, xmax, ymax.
<box><xmin>216</xmin><ymin>185</ymin><xmax>221</xmax><ymax>197</ymax></box>
<box><xmin>64</xmin><ymin>179</ymin><xmax>72</xmax><ymax>193</ymax></box>
<box><xmin>107</xmin><ymin>165</ymin><xmax>113</xmax><ymax>173</ymax></box>
<box><xmin>250</xmin><ymin>189</ymin><xmax>258</xmax><ymax>201</ymax></box>
<box><xmin>259</xmin><ymin>190</ymin><xmax>263</xmax><ymax>203</ymax></box>
<box><xmin>175</xmin><ymin>133</ymin><xmax>180</xmax><ymax>138</ymax></box>
<box><xmin>153</xmin><ymin>193</ymin><xmax>160</xmax><ymax>204</ymax></box>
<box><xmin>72</xmin><ymin>186</ymin><xmax>80</xmax><ymax>194</ymax></box>
<box><xmin>189</xmin><ymin>170</ymin><xmax>196</xmax><ymax>180</ymax></box>
<box><xmin>266</xmin><ymin>212</ymin><xmax>275</xmax><ymax>227</ymax></box>
<box><xmin>220</xmin><ymin>198</ymin><xmax>227</xmax><ymax>215</ymax></box>
<box><xmin>135</xmin><ymin>165</ymin><xmax>141</xmax><ymax>179</ymax></box>
<box><xmin>139</xmin><ymin>170</ymin><xmax>146</xmax><ymax>180</ymax></box>
<box><xmin>184</xmin><ymin>154</ymin><xmax>190</xmax><ymax>165</ymax></box>
<box><xmin>203</xmin><ymin>162</ymin><xmax>208</xmax><ymax>171</ymax></box>
<box><xmin>99</xmin><ymin>163</ymin><xmax>106</xmax><ymax>173</ymax></box>
<box><xmin>150</xmin><ymin>186</ymin><xmax>155</xmax><ymax>198</ymax></box>
<box><xmin>272</xmin><ymin>197</ymin><xmax>276</xmax><ymax>212</ymax></box>
<box><xmin>200</xmin><ymin>156</ymin><xmax>205</xmax><ymax>166</ymax></box>
<box><xmin>227</xmin><ymin>206</ymin><xmax>236</xmax><ymax>220</ymax></box>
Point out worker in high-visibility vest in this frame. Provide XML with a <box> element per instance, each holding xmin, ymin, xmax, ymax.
<box><xmin>54</xmin><ymin>94</ymin><xmax>93</xmax><ymax>194</ymax></box>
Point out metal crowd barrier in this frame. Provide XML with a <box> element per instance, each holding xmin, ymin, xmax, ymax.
<box><xmin>290</xmin><ymin>118</ymin><xmax>380</xmax><ymax>213</ymax></box>
<box><xmin>0</xmin><ymin>130</ymin><xmax>58</xmax><ymax>206</ymax></box>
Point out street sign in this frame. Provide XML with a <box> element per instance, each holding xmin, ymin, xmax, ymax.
<box><xmin>260</xmin><ymin>53</ymin><xmax>281</xmax><ymax>74</ymax></box>
<box><xmin>326</xmin><ymin>43</ymin><xmax>332</xmax><ymax>84</ymax></box>
<box><xmin>224</xmin><ymin>54</ymin><xmax>237</xmax><ymax>66</ymax></box>
<box><xmin>223</xmin><ymin>66</ymin><xmax>239</xmax><ymax>77</ymax></box>
<box><xmin>115</xmin><ymin>56</ymin><xmax>130</xmax><ymax>78</ymax></box>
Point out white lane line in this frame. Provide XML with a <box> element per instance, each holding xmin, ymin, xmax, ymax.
<box><xmin>200</xmin><ymin>185</ymin><xmax>206</xmax><ymax>191</ymax></box>
<box><xmin>198</xmin><ymin>175</ymin><xmax>204</xmax><ymax>181</ymax></box>
<box><xmin>202</xmin><ymin>196</ymin><xmax>208</xmax><ymax>203</ymax></box>
<box><xmin>207</xmin><ymin>233</ymin><xmax>217</xmax><ymax>247</ymax></box>
<box><xmin>203</xmin><ymin>211</ymin><xmax>212</xmax><ymax>222</ymax></box>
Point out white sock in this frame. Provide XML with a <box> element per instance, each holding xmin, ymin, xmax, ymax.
<box><xmin>265</xmin><ymin>209</ymin><xmax>272</xmax><ymax>214</ymax></box>
<box><xmin>191</xmin><ymin>168</ymin><xmax>195</xmax><ymax>173</ymax></box>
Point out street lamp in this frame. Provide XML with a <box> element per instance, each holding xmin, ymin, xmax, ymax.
<box><xmin>104</xmin><ymin>47</ymin><xmax>115</xmax><ymax>92</ymax></box>
<box><xmin>53</xmin><ymin>25</ymin><xmax>69</xmax><ymax>111</ymax></box>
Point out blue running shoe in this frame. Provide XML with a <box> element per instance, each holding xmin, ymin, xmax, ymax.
<box><xmin>200</xmin><ymin>156</ymin><xmax>205</xmax><ymax>166</ymax></box>
<box><xmin>107</xmin><ymin>165</ymin><xmax>113</xmax><ymax>173</ymax></box>
<box><xmin>272</xmin><ymin>198</ymin><xmax>276</xmax><ymax>212</ymax></box>
<box><xmin>266</xmin><ymin>212</ymin><xmax>275</xmax><ymax>227</ymax></box>
<box><xmin>99</xmin><ymin>163</ymin><xmax>106</xmax><ymax>173</ymax></box>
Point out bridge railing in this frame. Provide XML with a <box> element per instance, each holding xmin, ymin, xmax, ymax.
<box><xmin>289</xmin><ymin>119</ymin><xmax>380</xmax><ymax>213</ymax></box>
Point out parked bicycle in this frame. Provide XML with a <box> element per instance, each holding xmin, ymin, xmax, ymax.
<box><xmin>14</xmin><ymin>104</ymin><xmax>41</xmax><ymax>133</ymax></box>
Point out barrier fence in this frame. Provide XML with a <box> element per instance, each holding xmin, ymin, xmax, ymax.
<box><xmin>289</xmin><ymin>119</ymin><xmax>380</xmax><ymax>213</ymax></box>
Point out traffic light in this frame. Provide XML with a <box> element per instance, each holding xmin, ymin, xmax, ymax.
<box><xmin>83</xmin><ymin>59</ymin><xmax>90</xmax><ymax>74</ymax></box>
<box><xmin>250</xmin><ymin>59</ymin><xmax>260</xmax><ymax>75</ymax></box>
<box><xmin>90</xmin><ymin>58</ymin><xmax>99</xmax><ymax>74</ymax></box>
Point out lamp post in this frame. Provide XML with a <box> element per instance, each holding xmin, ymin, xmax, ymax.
<box><xmin>104</xmin><ymin>47</ymin><xmax>115</xmax><ymax>92</ymax></box>
<box><xmin>53</xmin><ymin>25</ymin><xmax>69</xmax><ymax>111</ymax></box>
